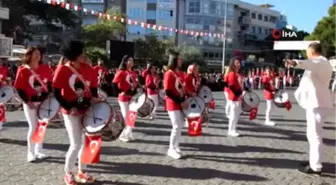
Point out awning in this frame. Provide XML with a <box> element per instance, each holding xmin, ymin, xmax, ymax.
<box><xmin>13</xmin><ymin>48</ymin><xmax>26</xmax><ymax>54</ymax></box>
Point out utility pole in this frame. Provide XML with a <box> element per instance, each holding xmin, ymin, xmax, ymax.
<box><xmin>221</xmin><ymin>0</ymin><xmax>228</xmax><ymax>74</ymax></box>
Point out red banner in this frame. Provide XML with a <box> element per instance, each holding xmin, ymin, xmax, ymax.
<box><xmin>285</xmin><ymin>101</ymin><xmax>292</xmax><ymax>111</ymax></box>
<box><xmin>31</xmin><ymin>121</ymin><xmax>48</xmax><ymax>143</ymax></box>
<box><xmin>187</xmin><ymin>117</ymin><xmax>202</xmax><ymax>136</ymax></box>
<box><xmin>126</xmin><ymin>111</ymin><xmax>137</xmax><ymax>128</ymax></box>
<box><xmin>0</xmin><ymin>104</ymin><xmax>6</xmax><ymax>123</ymax></box>
<box><xmin>81</xmin><ymin>135</ymin><xmax>102</xmax><ymax>164</ymax></box>
<box><xmin>249</xmin><ymin>108</ymin><xmax>258</xmax><ymax>120</ymax></box>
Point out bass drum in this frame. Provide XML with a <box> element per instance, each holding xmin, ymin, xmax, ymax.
<box><xmin>183</xmin><ymin>96</ymin><xmax>205</xmax><ymax>118</ymax></box>
<box><xmin>101</xmin><ymin>107</ymin><xmax>125</xmax><ymax>141</ymax></box>
<box><xmin>274</xmin><ymin>90</ymin><xmax>289</xmax><ymax>108</ymax></box>
<box><xmin>241</xmin><ymin>91</ymin><xmax>260</xmax><ymax>112</ymax></box>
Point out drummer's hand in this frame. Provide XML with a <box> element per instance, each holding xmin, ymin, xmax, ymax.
<box><xmin>181</xmin><ymin>101</ymin><xmax>189</xmax><ymax>109</ymax></box>
<box><xmin>69</xmin><ymin>108</ymin><xmax>78</xmax><ymax>115</ymax></box>
<box><xmin>91</xmin><ymin>97</ymin><xmax>100</xmax><ymax>104</ymax></box>
<box><xmin>284</xmin><ymin>59</ymin><xmax>297</xmax><ymax>67</ymax></box>
<box><xmin>27</xmin><ymin>102</ymin><xmax>36</xmax><ymax>109</ymax></box>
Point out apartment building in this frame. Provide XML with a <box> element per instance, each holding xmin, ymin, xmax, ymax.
<box><xmin>0</xmin><ymin>0</ymin><xmax>9</xmax><ymax>35</ymax></box>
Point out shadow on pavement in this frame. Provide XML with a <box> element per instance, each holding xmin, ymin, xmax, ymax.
<box><xmin>92</xmin><ymin>181</ymin><xmax>145</xmax><ymax>185</ymax></box>
<box><xmin>134</xmin><ymin>128</ymin><xmax>223</xmax><ymax>137</ymax></box>
<box><xmin>89</xmin><ymin>161</ymin><xmax>268</xmax><ymax>182</ymax></box>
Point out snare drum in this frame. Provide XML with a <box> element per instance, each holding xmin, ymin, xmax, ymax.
<box><xmin>274</xmin><ymin>90</ymin><xmax>289</xmax><ymax>108</ymax></box>
<box><xmin>183</xmin><ymin>96</ymin><xmax>205</xmax><ymax>118</ymax></box>
<box><xmin>82</xmin><ymin>101</ymin><xmax>112</xmax><ymax>135</ymax></box>
<box><xmin>101</xmin><ymin>108</ymin><xmax>125</xmax><ymax>141</ymax></box>
<box><xmin>198</xmin><ymin>86</ymin><xmax>213</xmax><ymax>104</ymax></box>
<box><xmin>37</xmin><ymin>96</ymin><xmax>60</xmax><ymax>122</ymax></box>
<box><xmin>0</xmin><ymin>85</ymin><xmax>15</xmax><ymax>104</ymax></box>
<box><xmin>129</xmin><ymin>93</ymin><xmax>154</xmax><ymax>118</ymax></box>
<box><xmin>241</xmin><ymin>91</ymin><xmax>260</xmax><ymax>112</ymax></box>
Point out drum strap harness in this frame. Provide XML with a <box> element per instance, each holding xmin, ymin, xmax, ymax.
<box><xmin>24</xmin><ymin>65</ymin><xmax>48</xmax><ymax>92</ymax></box>
<box><xmin>65</xmin><ymin>63</ymin><xmax>91</xmax><ymax>96</ymax></box>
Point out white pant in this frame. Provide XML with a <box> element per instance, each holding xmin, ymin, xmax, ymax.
<box><xmin>118</xmin><ymin>101</ymin><xmax>132</xmax><ymax>137</ymax></box>
<box><xmin>227</xmin><ymin>100</ymin><xmax>241</xmax><ymax>133</ymax></box>
<box><xmin>224</xmin><ymin>92</ymin><xmax>230</xmax><ymax>116</ymax></box>
<box><xmin>63</xmin><ymin>114</ymin><xmax>85</xmax><ymax>173</ymax></box>
<box><xmin>23</xmin><ymin>103</ymin><xmax>43</xmax><ymax>154</ymax></box>
<box><xmin>249</xmin><ymin>78</ymin><xmax>254</xmax><ymax>89</ymax></box>
<box><xmin>332</xmin><ymin>80</ymin><xmax>336</xmax><ymax>92</ymax></box>
<box><xmin>148</xmin><ymin>94</ymin><xmax>158</xmax><ymax>117</ymax></box>
<box><xmin>306</xmin><ymin>107</ymin><xmax>330</xmax><ymax>171</ymax></box>
<box><xmin>167</xmin><ymin>110</ymin><xmax>184</xmax><ymax>150</ymax></box>
<box><xmin>265</xmin><ymin>100</ymin><xmax>272</xmax><ymax>122</ymax></box>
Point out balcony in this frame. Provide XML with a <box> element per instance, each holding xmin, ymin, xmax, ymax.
<box><xmin>0</xmin><ymin>7</ymin><xmax>9</xmax><ymax>20</ymax></box>
<box><xmin>238</xmin><ymin>16</ymin><xmax>251</xmax><ymax>25</ymax></box>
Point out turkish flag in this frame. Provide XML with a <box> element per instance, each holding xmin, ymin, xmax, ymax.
<box><xmin>126</xmin><ymin>111</ymin><xmax>137</xmax><ymax>128</ymax></box>
<box><xmin>208</xmin><ymin>99</ymin><xmax>216</xmax><ymax>110</ymax></box>
<box><xmin>31</xmin><ymin>121</ymin><xmax>48</xmax><ymax>143</ymax></box>
<box><xmin>187</xmin><ymin>117</ymin><xmax>202</xmax><ymax>136</ymax></box>
<box><xmin>81</xmin><ymin>135</ymin><xmax>102</xmax><ymax>164</ymax></box>
<box><xmin>0</xmin><ymin>104</ymin><xmax>6</xmax><ymax>123</ymax></box>
<box><xmin>249</xmin><ymin>108</ymin><xmax>258</xmax><ymax>120</ymax></box>
<box><xmin>285</xmin><ymin>101</ymin><xmax>292</xmax><ymax>111</ymax></box>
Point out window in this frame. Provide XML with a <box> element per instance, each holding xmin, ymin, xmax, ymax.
<box><xmin>146</xmin><ymin>10</ymin><xmax>156</xmax><ymax>20</ymax></box>
<box><xmin>210</xmin><ymin>1</ymin><xmax>216</xmax><ymax>14</ymax></box>
<box><xmin>186</xmin><ymin>17</ymin><xmax>201</xmax><ymax>24</ymax></box>
<box><xmin>251</xmin><ymin>12</ymin><xmax>256</xmax><ymax>19</ymax></box>
<box><xmin>227</xmin><ymin>4</ymin><xmax>234</xmax><ymax>17</ymax></box>
<box><xmin>264</xmin><ymin>28</ymin><xmax>268</xmax><ymax>35</ymax></box>
<box><xmin>241</xmin><ymin>12</ymin><xmax>246</xmax><ymax>16</ymax></box>
<box><xmin>203</xmin><ymin>25</ymin><xmax>210</xmax><ymax>30</ymax></box>
<box><xmin>270</xmin><ymin>16</ymin><xmax>277</xmax><ymax>23</ymax></box>
<box><xmin>188</xmin><ymin>0</ymin><xmax>201</xmax><ymax>13</ymax></box>
<box><xmin>264</xmin><ymin>15</ymin><xmax>268</xmax><ymax>22</ymax></box>
<box><xmin>209</xmin><ymin>52</ymin><xmax>214</xmax><ymax>59</ymax></box>
<box><xmin>258</xmin><ymin>14</ymin><xmax>262</xmax><ymax>20</ymax></box>
<box><xmin>251</xmin><ymin>26</ymin><xmax>255</xmax><ymax>33</ymax></box>
<box><xmin>258</xmin><ymin>27</ymin><xmax>262</xmax><ymax>34</ymax></box>
<box><xmin>216</xmin><ymin>2</ymin><xmax>221</xmax><ymax>15</ymax></box>
<box><xmin>147</xmin><ymin>0</ymin><xmax>156</xmax><ymax>3</ymax></box>
<box><xmin>203</xmin><ymin>1</ymin><xmax>209</xmax><ymax>14</ymax></box>
<box><xmin>215</xmin><ymin>53</ymin><xmax>219</xmax><ymax>58</ymax></box>
<box><xmin>269</xmin><ymin>28</ymin><xmax>273</xmax><ymax>33</ymax></box>
<box><xmin>203</xmin><ymin>52</ymin><xmax>208</xmax><ymax>58</ymax></box>
<box><xmin>128</xmin><ymin>8</ymin><xmax>145</xmax><ymax>19</ymax></box>
<box><xmin>158</xmin><ymin>10</ymin><xmax>171</xmax><ymax>20</ymax></box>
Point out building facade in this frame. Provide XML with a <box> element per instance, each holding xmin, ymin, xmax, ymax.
<box><xmin>0</xmin><ymin>0</ymin><xmax>9</xmax><ymax>35</ymax></box>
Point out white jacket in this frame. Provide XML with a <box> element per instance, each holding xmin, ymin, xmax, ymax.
<box><xmin>294</xmin><ymin>56</ymin><xmax>333</xmax><ymax>109</ymax></box>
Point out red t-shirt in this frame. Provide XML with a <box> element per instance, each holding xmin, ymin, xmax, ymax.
<box><xmin>184</xmin><ymin>74</ymin><xmax>198</xmax><ymax>96</ymax></box>
<box><xmin>142</xmin><ymin>69</ymin><xmax>149</xmax><ymax>79</ymax></box>
<box><xmin>262</xmin><ymin>75</ymin><xmax>274</xmax><ymax>100</ymax></box>
<box><xmin>164</xmin><ymin>70</ymin><xmax>184</xmax><ymax>111</ymax></box>
<box><xmin>223</xmin><ymin>74</ymin><xmax>228</xmax><ymax>92</ymax></box>
<box><xmin>93</xmin><ymin>66</ymin><xmax>108</xmax><ymax>77</ymax></box>
<box><xmin>146</xmin><ymin>74</ymin><xmax>159</xmax><ymax>95</ymax></box>
<box><xmin>37</xmin><ymin>64</ymin><xmax>53</xmax><ymax>82</ymax></box>
<box><xmin>176</xmin><ymin>70</ymin><xmax>186</xmax><ymax>84</ymax></box>
<box><xmin>226</xmin><ymin>72</ymin><xmax>241</xmax><ymax>101</ymax></box>
<box><xmin>14</xmin><ymin>66</ymin><xmax>48</xmax><ymax>100</ymax></box>
<box><xmin>112</xmin><ymin>70</ymin><xmax>138</xmax><ymax>102</ymax></box>
<box><xmin>0</xmin><ymin>66</ymin><xmax>9</xmax><ymax>83</ymax></box>
<box><xmin>52</xmin><ymin>63</ymin><xmax>98</xmax><ymax>114</ymax></box>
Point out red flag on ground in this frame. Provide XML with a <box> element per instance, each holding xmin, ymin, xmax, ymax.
<box><xmin>208</xmin><ymin>99</ymin><xmax>216</xmax><ymax>110</ymax></box>
<box><xmin>81</xmin><ymin>135</ymin><xmax>102</xmax><ymax>164</ymax></box>
<box><xmin>126</xmin><ymin>111</ymin><xmax>137</xmax><ymax>128</ymax></box>
<box><xmin>187</xmin><ymin>117</ymin><xmax>202</xmax><ymax>136</ymax></box>
<box><xmin>31</xmin><ymin>121</ymin><xmax>48</xmax><ymax>143</ymax></box>
<box><xmin>285</xmin><ymin>101</ymin><xmax>292</xmax><ymax>111</ymax></box>
<box><xmin>249</xmin><ymin>108</ymin><xmax>258</xmax><ymax>120</ymax></box>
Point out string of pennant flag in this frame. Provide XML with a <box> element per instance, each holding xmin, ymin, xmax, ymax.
<box><xmin>37</xmin><ymin>0</ymin><xmax>225</xmax><ymax>39</ymax></box>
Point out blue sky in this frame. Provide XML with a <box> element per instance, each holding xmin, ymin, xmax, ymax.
<box><xmin>245</xmin><ymin>0</ymin><xmax>333</xmax><ymax>33</ymax></box>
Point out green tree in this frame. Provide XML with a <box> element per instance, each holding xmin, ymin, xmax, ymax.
<box><xmin>2</xmin><ymin>0</ymin><xmax>78</xmax><ymax>44</ymax></box>
<box><xmin>81</xmin><ymin>7</ymin><xmax>125</xmax><ymax>48</ymax></box>
<box><xmin>305</xmin><ymin>5</ymin><xmax>335</xmax><ymax>57</ymax></box>
<box><xmin>175</xmin><ymin>45</ymin><xmax>206</xmax><ymax>71</ymax></box>
<box><xmin>86</xmin><ymin>47</ymin><xmax>108</xmax><ymax>66</ymax></box>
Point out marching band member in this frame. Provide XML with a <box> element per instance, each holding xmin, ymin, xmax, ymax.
<box><xmin>112</xmin><ymin>55</ymin><xmax>138</xmax><ymax>142</ymax></box>
<box><xmin>164</xmin><ymin>52</ymin><xmax>187</xmax><ymax>159</ymax></box>
<box><xmin>52</xmin><ymin>41</ymin><xmax>98</xmax><ymax>185</ymax></box>
<box><xmin>184</xmin><ymin>64</ymin><xmax>200</xmax><ymax>97</ymax></box>
<box><xmin>225</xmin><ymin>57</ymin><xmax>243</xmax><ymax>137</ymax></box>
<box><xmin>142</xmin><ymin>62</ymin><xmax>151</xmax><ymax>79</ymax></box>
<box><xmin>145</xmin><ymin>64</ymin><xmax>159</xmax><ymax>119</ymax></box>
<box><xmin>223</xmin><ymin>67</ymin><xmax>230</xmax><ymax>118</ymax></box>
<box><xmin>262</xmin><ymin>67</ymin><xmax>276</xmax><ymax>126</ymax></box>
<box><xmin>14</xmin><ymin>46</ymin><xmax>50</xmax><ymax>162</ymax></box>
<box><xmin>0</xmin><ymin>62</ymin><xmax>9</xmax><ymax>131</ymax></box>
<box><xmin>249</xmin><ymin>69</ymin><xmax>254</xmax><ymax>89</ymax></box>
<box><xmin>93</xmin><ymin>59</ymin><xmax>108</xmax><ymax>85</ymax></box>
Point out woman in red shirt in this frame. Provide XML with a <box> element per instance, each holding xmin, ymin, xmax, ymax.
<box><xmin>145</xmin><ymin>64</ymin><xmax>159</xmax><ymax>119</ymax></box>
<box><xmin>14</xmin><ymin>46</ymin><xmax>50</xmax><ymax>162</ymax></box>
<box><xmin>225</xmin><ymin>57</ymin><xmax>243</xmax><ymax>137</ymax></box>
<box><xmin>163</xmin><ymin>52</ymin><xmax>187</xmax><ymax>159</ymax></box>
<box><xmin>52</xmin><ymin>41</ymin><xmax>99</xmax><ymax>185</ymax></box>
<box><xmin>262</xmin><ymin>67</ymin><xmax>276</xmax><ymax>126</ymax></box>
<box><xmin>223</xmin><ymin>67</ymin><xmax>230</xmax><ymax>118</ymax></box>
<box><xmin>112</xmin><ymin>55</ymin><xmax>138</xmax><ymax>142</ymax></box>
<box><xmin>184</xmin><ymin>64</ymin><xmax>200</xmax><ymax>97</ymax></box>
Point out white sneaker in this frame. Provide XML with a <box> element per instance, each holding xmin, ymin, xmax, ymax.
<box><xmin>228</xmin><ymin>131</ymin><xmax>240</xmax><ymax>137</ymax></box>
<box><xmin>27</xmin><ymin>152</ymin><xmax>36</xmax><ymax>162</ymax></box>
<box><xmin>119</xmin><ymin>135</ymin><xmax>130</xmax><ymax>142</ymax></box>
<box><xmin>128</xmin><ymin>133</ymin><xmax>135</xmax><ymax>141</ymax></box>
<box><xmin>265</xmin><ymin>121</ymin><xmax>276</xmax><ymax>126</ymax></box>
<box><xmin>175</xmin><ymin>147</ymin><xmax>181</xmax><ymax>153</ymax></box>
<box><xmin>167</xmin><ymin>149</ymin><xmax>181</xmax><ymax>159</ymax></box>
<box><xmin>184</xmin><ymin>121</ymin><xmax>188</xmax><ymax>128</ymax></box>
<box><xmin>36</xmin><ymin>152</ymin><xmax>48</xmax><ymax>159</ymax></box>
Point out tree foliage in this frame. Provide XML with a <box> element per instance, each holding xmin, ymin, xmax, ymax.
<box><xmin>2</xmin><ymin>0</ymin><xmax>78</xmax><ymax>44</ymax></box>
<box><xmin>85</xmin><ymin>47</ymin><xmax>108</xmax><ymax>66</ymax></box>
<box><xmin>81</xmin><ymin>7</ymin><xmax>125</xmax><ymax>48</ymax></box>
<box><xmin>305</xmin><ymin>5</ymin><xmax>335</xmax><ymax>57</ymax></box>
<box><xmin>175</xmin><ymin>45</ymin><xmax>206</xmax><ymax>71</ymax></box>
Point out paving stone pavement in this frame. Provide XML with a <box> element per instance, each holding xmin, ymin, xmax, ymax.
<box><xmin>0</xmin><ymin>90</ymin><xmax>335</xmax><ymax>185</ymax></box>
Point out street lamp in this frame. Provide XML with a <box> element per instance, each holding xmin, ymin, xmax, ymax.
<box><xmin>222</xmin><ymin>0</ymin><xmax>228</xmax><ymax>74</ymax></box>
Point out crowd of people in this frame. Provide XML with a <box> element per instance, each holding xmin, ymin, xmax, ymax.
<box><xmin>0</xmin><ymin>40</ymin><xmax>333</xmax><ymax>185</ymax></box>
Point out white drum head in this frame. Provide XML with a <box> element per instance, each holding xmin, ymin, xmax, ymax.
<box><xmin>274</xmin><ymin>91</ymin><xmax>289</xmax><ymax>103</ymax></box>
<box><xmin>129</xmin><ymin>93</ymin><xmax>146</xmax><ymax>111</ymax></box>
<box><xmin>83</xmin><ymin>102</ymin><xmax>111</xmax><ymax>134</ymax></box>
<box><xmin>242</xmin><ymin>91</ymin><xmax>260</xmax><ymax>109</ymax></box>
<box><xmin>37</xmin><ymin>97</ymin><xmax>60</xmax><ymax>122</ymax></box>
<box><xmin>198</xmin><ymin>86</ymin><xmax>213</xmax><ymax>103</ymax></box>
<box><xmin>0</xmin><ymin>86</ymin><xmax>14</xmax><ymax>104</ymax></box>
<box><xmin>98</xmin><ymin>88</ymin><xmax>107</xmax><ymax>99</ymax></box>
<box><xmin>183</xmin><ymin>96</ymin><xmax>205</xmax><ymax>118</ymax></box>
